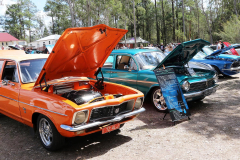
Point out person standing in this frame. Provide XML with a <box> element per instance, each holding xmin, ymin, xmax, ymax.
<box><xmin>221</xmin><ymin>41</ymin><xmax>224</xmax><ymax>49</ymax></box>
<box><xmin>160</xmin><ymin>43</ymin><xmax>165</xmax><ymax>52</ymax></box>
<box><xmin>217</xmin><ymin>41</ymin><xmax>221</xmax><ymax>50</ymax></box>
<box><xmin>115</xmin><ymin>44</ymin><xmax>119</xmax><ymax>49</ymax></box>
<box><xmin>43</xmin><ymin>45</ymin><xmax>49</xmax><ymax>54</ymax></box>
<box><xmin>1</xmin><ymin>46</ymin><xmax>4</xmax><ymax>50</ymax></box>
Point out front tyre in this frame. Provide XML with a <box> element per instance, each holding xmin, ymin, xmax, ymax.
<box><xmin>151</xmin><ymin>87</ymin><xmax>168</xmax><ymax>112</ymax></box>
<box><xmin>211</xmin><ymin>65</ymin><xmax>221</xmax><ymax>76</ymax></box>
<box><xmin>37</xmin><ymin>115</ymin><xmax>65</xmax><ymax>151</ymax></box>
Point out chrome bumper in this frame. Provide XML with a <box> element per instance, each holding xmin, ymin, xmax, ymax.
<box><xmin>184</xmin><ymin>85</ymin><xmax>218</xmax><ymax>101</ymax></box>
<box><xmin>222</xmin><ymin>66</ymin><xmax>240</xmax><ymax>71</ymax></box>
<box><xmin>60</xmin><ymin>107</ymin><xmax>146</xmax><ymax>132</ymax></box>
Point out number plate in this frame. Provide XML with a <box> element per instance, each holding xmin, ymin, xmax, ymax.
<box><xmin>102</xmin><ymin>123</ymin><xmax>120</xmax><ymax>134</ymax></box>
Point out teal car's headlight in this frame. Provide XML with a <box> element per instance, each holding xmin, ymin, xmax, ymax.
<box><xmin>182</xmin><ymin>81</ymin><xmax>190</xmax><ymax>91</ymax></box>
<box><xmin>72</xmin><ymin>110</ymin><xmax>89</xmax><ymax>125</ymax></box>
<box><xmin>135</xmin><ymin>97</ymin><xmax>143</xmax><ymax>109</ymax></box>
<box><xmin>213</xmin><ymin>74</ymin><xmax>218</xmax><ymax>83</ymax></box>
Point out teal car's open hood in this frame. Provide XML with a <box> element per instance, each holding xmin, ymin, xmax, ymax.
<box><xmin>155</xmin><ymin>39</ymin><xmax>210</xmax><ymax>70</ymax></box>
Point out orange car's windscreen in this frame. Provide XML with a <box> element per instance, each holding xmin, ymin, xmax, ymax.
<box><xmin>20</xmin><ymin>59</ymin><xmax>47</xmax><ymax>83</ymax></box>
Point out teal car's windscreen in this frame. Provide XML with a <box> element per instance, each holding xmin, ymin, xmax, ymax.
<box><xmin>134</xmin><ymin>52</ymin><xmax>166</xmax><ymax>70</ymax></box>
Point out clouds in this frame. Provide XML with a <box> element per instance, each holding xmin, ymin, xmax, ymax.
<box><xmin>36</xmin><ymin>10</ymin><xmax>52</xmax><ymax>27</ymax></box>
<box><xmin>0</xmin><ymin>0</ymin><xmax>16</xmax><ymax>16</ymax></box>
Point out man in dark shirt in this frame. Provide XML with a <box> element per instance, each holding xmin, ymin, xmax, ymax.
<box><xmin>159</xmin><ymin>43</ymin><xmax>165</xmax><ymax>52</ymax></box>
<box><xmin>43</xmin><ymin>45</ymin><xmax>49</xmax><ymax>54</ymax></box>
<box><xmin>221</xmin><ymin>41</ymin><xmax>224</xmax><ymax>49</ymax></box>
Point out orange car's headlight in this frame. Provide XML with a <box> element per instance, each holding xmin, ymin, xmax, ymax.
<box><xmin>72</xmin><ymin>110</ymin><xmax>89</xmax><ymax>125</ymax></box>
<box><xmin>134</xmin><ymin>97</ymin><xmax>143</xmax><ymax>110</ymax></box>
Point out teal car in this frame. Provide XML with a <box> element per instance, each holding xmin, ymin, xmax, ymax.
<box><xmin>101</xmin><ymin>39</ymin><xmax>218</xmax><ymax>111</ymax></box>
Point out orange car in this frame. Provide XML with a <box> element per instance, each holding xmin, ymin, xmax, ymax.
<box><xmin>0</xmin><ymin>24</ymin><xmax>145</xmax><ymax>151</ymax></box>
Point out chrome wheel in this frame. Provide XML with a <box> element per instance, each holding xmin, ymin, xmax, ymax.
<box><xmin>152</xmin><ymin>88</ymin><xmax>167</xmax><ymax>111</ymax></box>
<box><xmin>39</xmin><ymin>118</ymin><xmax>53</xmax><ymax>147</ymax></box>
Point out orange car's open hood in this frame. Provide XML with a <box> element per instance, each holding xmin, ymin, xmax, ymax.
<box><xmin>34</xmin><ymin>24</ymin><xmax>127</xmax><ymax>87</ymax></box>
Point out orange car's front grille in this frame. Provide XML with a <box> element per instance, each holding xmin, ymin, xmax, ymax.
<box><xmin>89</xmin><ymin>101</ymin><xmax>131</xmax><ymax>122</ymax></box>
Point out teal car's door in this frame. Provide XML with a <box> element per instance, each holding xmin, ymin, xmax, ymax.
<box><xmin>102</xmin><ymin>55</ymin><xmax>115</xmax><ymax>81</ymax></box>
<box><xmin>109</xmin><ymin>55</ymin><xmax>138</xmax><ymax>89</ymax></box>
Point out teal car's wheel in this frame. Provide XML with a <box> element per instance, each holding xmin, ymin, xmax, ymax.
<box><xmin>211</xmin><ymin>65</ymin><xmax>221</xmax><ymax>76</ymax></box>
<box><xmin>151</xmin><ymin>87</ymin><xmax>167</xmax><ymax>112</ymax></box>
<box><xmin>37</xmin><ymin>115</ymin><xmax>65</xmax><ymax>151</ymax></box>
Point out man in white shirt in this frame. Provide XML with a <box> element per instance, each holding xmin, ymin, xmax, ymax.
<box><xmin>217</xmin><ymin>40</ymin><xmax>221</xmax><ymax>50</ymax></box>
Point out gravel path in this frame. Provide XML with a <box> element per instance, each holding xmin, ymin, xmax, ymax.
<box><xmin>0</xmin><ymin>74</ymin><xmax>240</xmax><ymax>160</ymax></box>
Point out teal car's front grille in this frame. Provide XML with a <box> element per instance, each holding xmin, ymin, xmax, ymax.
<box><xmin>89</xmin><ymin>102</ymin><xmax>131</xmax><ymax>122</ymax></box>
<box><xmin>189</xmin><ymin>79</ymin><xmax>214</xmax><ymax>92</ymax></box>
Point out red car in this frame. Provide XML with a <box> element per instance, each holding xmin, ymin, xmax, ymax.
<box><xmin>223</xmin><ymin>42</ymin><xmax>239</xmax><ymax>56</ymax></box>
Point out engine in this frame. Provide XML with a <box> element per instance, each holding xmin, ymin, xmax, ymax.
<box><xmin>61</xmin><ymin>89</ymin><xmax>102</xmax><ymax>105</ymax></box>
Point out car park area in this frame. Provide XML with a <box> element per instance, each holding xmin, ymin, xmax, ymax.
<box><xmin>1</xmin><ymin>73</ymin><xmax>240</xmax><ymax>159</ymax></box>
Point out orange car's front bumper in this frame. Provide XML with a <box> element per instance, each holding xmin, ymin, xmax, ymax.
<box><xmin>60</xmin><ymin>107</ymin><xmax>145</xmax><ymax>132</ymax></box>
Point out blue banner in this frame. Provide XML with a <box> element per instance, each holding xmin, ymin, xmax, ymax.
<box><xmin>154</xmin><ymin>68</ymin><xmax>191</xmax><ymax>122</ymax></box>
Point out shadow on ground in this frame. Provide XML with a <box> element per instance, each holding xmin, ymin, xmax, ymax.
<box><xmin>180</xmin><ymin>76</ymin><xmax>240</xmax><ymax>140</ymax></box>
<box><xmin>132</xmin><ymin>75</ymin><xmax>240</xmax><ymax>141</ymax></box>
<box><xmin>0</xmin><ymin>114</ymin><xmax>131</xmax><ymax>160</ymax></box>
<box><xmin>218</xmin><ymin>75</ymin><xmax>239</xmax><ymax>83</ymax></box>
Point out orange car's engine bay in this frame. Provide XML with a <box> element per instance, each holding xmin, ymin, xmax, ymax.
<box><xmin>43</xmin><ymin>78</ymin><xmax>130</xmax><ymax>106</ymax></box>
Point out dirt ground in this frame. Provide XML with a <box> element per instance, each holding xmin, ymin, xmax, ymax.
<box><xmin>1</xmin><ymin>74</ymin><xmax>240</xmax><ymax>160</ymax></box>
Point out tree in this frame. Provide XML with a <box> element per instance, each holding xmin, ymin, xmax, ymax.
<box><xmin>43</xmin><ymin>27</ymin><xmax>50</xmax><ymax>37</ymax></box>
<box><xmin>216</xmin><ymin>16</ymin><xmax>240</xmax><ymax>43</ymax></box>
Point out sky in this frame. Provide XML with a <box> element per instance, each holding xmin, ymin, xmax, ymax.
<box><xmin>0</xmin><ymin>0</ymin><xmax>49</xmax><ymax>31</ymax></box>
<box><xmin>0</xmin><ymin>0</ymin><xmax>47</xmax><ymax>14</ymax></box>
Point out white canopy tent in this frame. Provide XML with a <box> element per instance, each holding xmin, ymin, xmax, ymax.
<box><xmin>119</xmin><ymin>37</ymin><xmax>149</xmax><ymax>44</ymax></box>
<box><xmin>36</xmin><ymin>35</ymin><xmax>61</xmax><ymax>42</ymax></box>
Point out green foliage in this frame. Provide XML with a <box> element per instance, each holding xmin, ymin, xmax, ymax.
<box><xmin>215</xmin><ymin>16</ymin><xmax>240</xmax><ymax>43</ymax></box>
<box><xmin>175</xmin><ymin>29</ymin><xmax>187</xmax><ymax>41</ymax></box>
<box><xmin>43</xmin><ymin>27</ymin><xmax>50</xmax><ymax>37</ymax></box>
<box><xmin>2</xmin><ymin>0</ymin><xmax>240</xmax><ymax>44</ymax></box>
<box><xmin>3</xmin><ymin>0</ymin><xmax>39</xmax><ymax>40</ymax></box>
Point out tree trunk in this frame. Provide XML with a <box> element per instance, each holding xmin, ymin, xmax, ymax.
<box><xmin>137</xmin><ymin>12</ymin><xmax>140</xmax><ymax>37</ymax></box>
<box><xmin>176</xmin><ymin>0</ymin><xmax>178</xmax><ymax>42</ymax></box>
<box><xmin>125</xmin><ymin>19</ymin><xmax>127</xmax><ymax>45</ymax></box>
<box><xmin>133</xmin><ymin>0</ymin><xmax>137</xmax><ymax>48</ymax></box>
<box><xmin>196</xmin><ymin>0</ymin><xmax>199</xmax><ymax>37</ymax></box>
<box><xmin>87</xmin><ymin>0</ymin><xmax>91</xmax><ymax>26</ymax></box>
<box><xmin>182</xmin><ymin>0</ymin><xmax>185</xmax><ymax>41</ymax></box>
<box><xmin>155</xmin><ymin>0</ymin><xmax>160</xmax><ymax>44</ymax></box>
<box><xmin>202</xmin><ymin>0</ymin><xmax>213</xmax><ymax>44</ymax></box>
<box><xmin>234</xmin><ymin>0</ymin><xmax>238</xmax><ymax>18</ymax></box>
<box><xmin>161</xmin><ymin>0</ymin><xmax>166</xmax><ymax>45</ymax></box>
<box><xmin>172</xmin><ymin>0</ymin><xmax>175</xmax><ymax>42</ymax></box>
<box><xmin>67</xmin><ymin>0</ymin><xmax>75</xmax><ymax>27</ymax></box>
<box><xmin>142</xmin><ymin>0</ymin><xmax>145</xmax><ymax>39</ymax></box>
<box><xmin>97</xmin><ymin>6</ymin><xmax>100</xmax><ymax>24</ymax></box>
<box><xmin>51</xmin><ymin>11</ymin><xmax>54</xmax><ymax>34</ymax></box>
